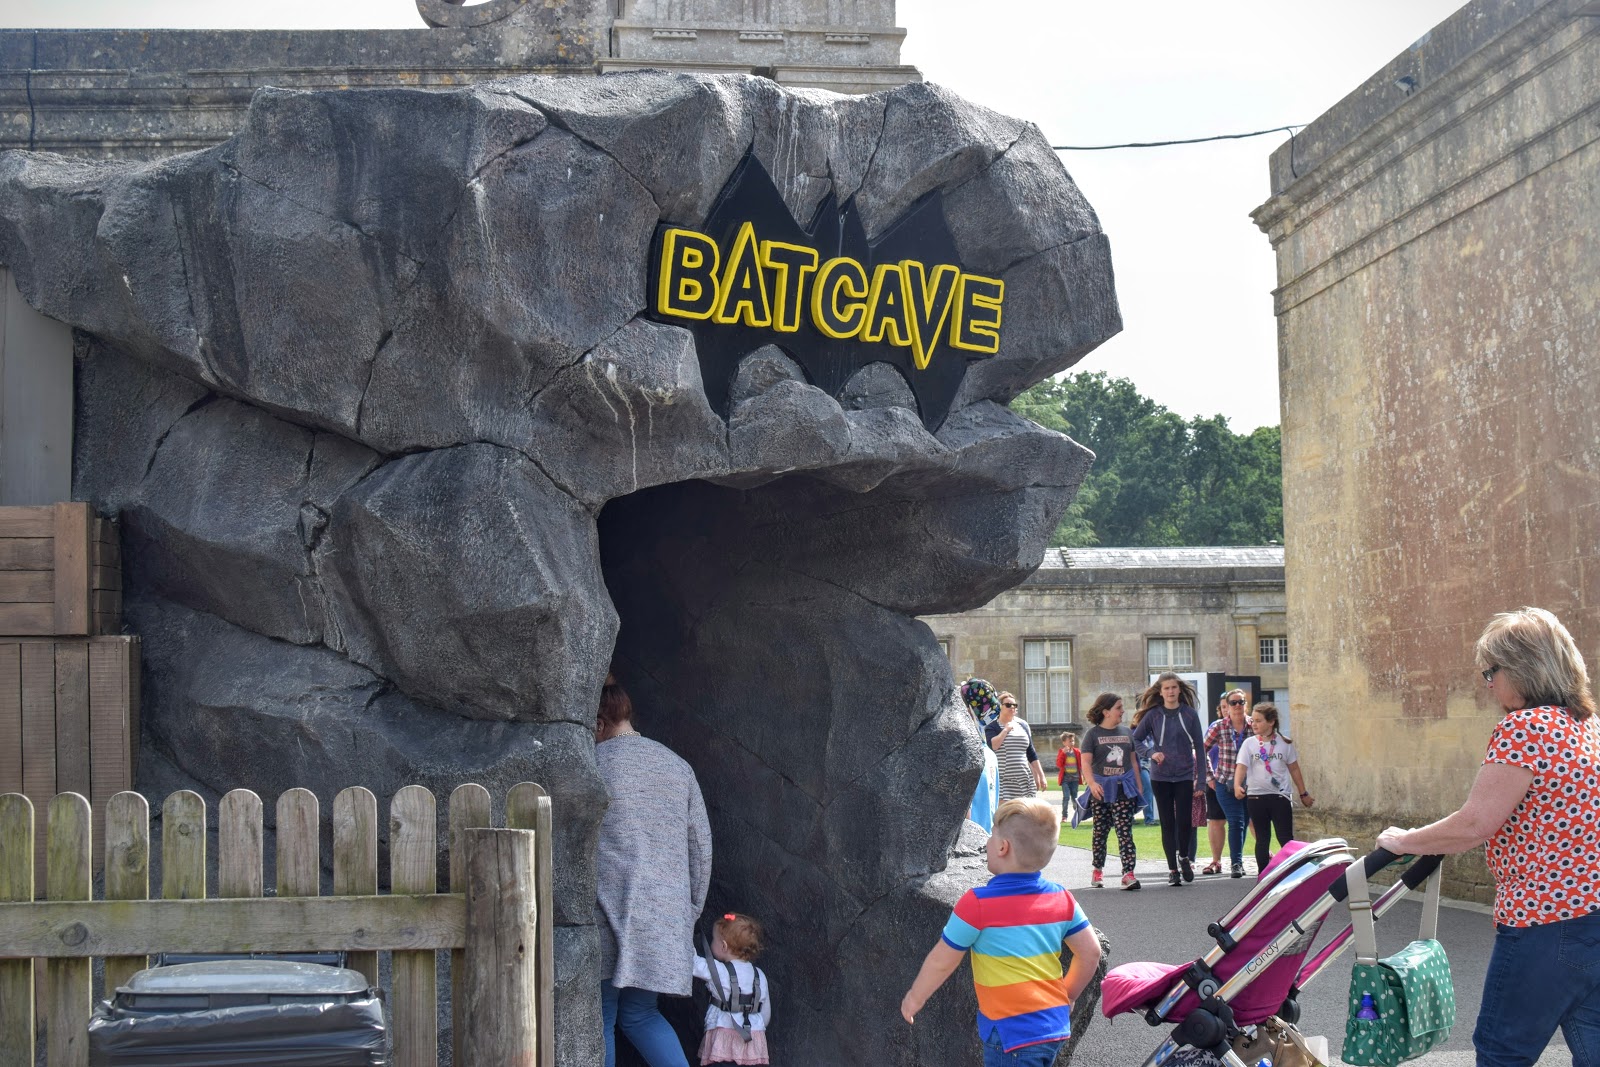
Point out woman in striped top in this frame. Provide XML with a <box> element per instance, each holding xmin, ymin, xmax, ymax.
<box><xmin>985</xmin><ymin>691</ymin><xmax>1046</xmax><ymax>801</ymax></box>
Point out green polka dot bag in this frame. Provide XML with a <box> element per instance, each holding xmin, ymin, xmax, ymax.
<box><xmin>1342</xmin><ymin>860</ymin><xmax>1455</xmax><ymax>1066</ymax></box>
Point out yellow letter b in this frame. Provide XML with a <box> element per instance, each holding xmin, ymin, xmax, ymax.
<box><xmin>658</xmin><ymin>229</ymin><xmax>721</xmax><ymax>320</ymax></box>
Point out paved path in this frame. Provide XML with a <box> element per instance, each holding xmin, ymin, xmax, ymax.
<box><xmin>1045</xmin><ymin>843</ymin><xmax>1570</xmax><ymax>1067</ymax></box>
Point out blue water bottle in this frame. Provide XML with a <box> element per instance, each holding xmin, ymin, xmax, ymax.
<box><xmin>1357</xmin><ymin>993</ymin><xmax>1380</xmax><ymax>1020</ymax></box>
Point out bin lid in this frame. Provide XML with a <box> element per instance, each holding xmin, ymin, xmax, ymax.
<box><xmin>118</xmin><ymin>961</ymin><xmax>371</xmax><ymax>997</ymax></box>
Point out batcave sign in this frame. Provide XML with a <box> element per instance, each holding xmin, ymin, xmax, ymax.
<box><xmin>646</xmin><ymin>153</ymin><xmax>1002</xmax><ymax>432</ymax></box>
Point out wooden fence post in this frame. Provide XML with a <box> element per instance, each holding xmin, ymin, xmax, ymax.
<box><xmin>102</xmin><ymin>791</ymin><xmax>149</xmax><ymax>995</ymax></box>
<box><xmin>161</xmin><ymin>791</ymin><xmax>205</xmax><ymax>902</ymax></box>
<box><xmin>333</xmin><ymin>787</ymin><xmax>379</xmax><ymax>987</ymax></box>
<box><xmin>507</xmin><ymin>783</ymin><xmax>556</xmax><ymax>1067</ymax></box>
<box><xmin>218</xmin><ymin>790</ymin><xmax>264</xmax><ymax>900</ymax></box>
<box><xmin>448</xmin><ymin>783</ymin><xmax>492</xmax><ymax>1067</ymax></box>
<box><xmin>0</xmin><ymin>793</ymin><xmax>34</xmax><ymax>1067</ymax></box>
<box><xmin>275</xmin><ymin>789</ymin><xmax>319</xmax><ymax>899</ymax></box>
<box><xmin>46</xmin><ymin>792</ymin><xmax>90</xmax><ymax>1067</ymax></box>
<box><xmin>390</xmin><ymin>785</ymin><xmax>437</xmax><ymax>1067</ymax></box>
<box><xmin>460</xmin><ymin>828</ymin><xmax>537</xmax><ymax>1067</ymax></box>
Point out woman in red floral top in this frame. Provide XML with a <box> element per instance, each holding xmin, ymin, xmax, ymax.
<box><xmin>1378</xmin><ymin>607</ymin><xmax>1599</xmax><ymax>1067</ymax></box>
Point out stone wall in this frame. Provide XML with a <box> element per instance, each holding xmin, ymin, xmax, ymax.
<box><xmin>1252</xmin><ymin>0</ymin><xmax>1600</xmax><ymax>897</ymax></box>
<box><xmin>0</xmin><ymin>0</ymin><xmax>916</xmax><ymax>160</ymax></box>
<box><xmin>607</xmin><ymin>0</ymin><xmax>916</xmax><ymax>93</ymax></box>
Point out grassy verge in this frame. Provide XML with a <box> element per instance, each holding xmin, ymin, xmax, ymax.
<box><xmin>1058</xmin><ymin>819</ymin><xmax>1258</xmax><ymax>855</ymax></box>
<box><xmin>1057</xmin><ymin>821</ymin><xmax>1166</xmax><ymax>852</ymax></box>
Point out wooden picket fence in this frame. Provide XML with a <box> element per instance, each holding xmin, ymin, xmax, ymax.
<box><xmin>0</xmin><ymin>783</ymin><xmax>557</xmax><ymax>1067</ymax></box>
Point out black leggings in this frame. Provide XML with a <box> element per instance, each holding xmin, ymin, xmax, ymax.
<box><xmin>1089</xmin><ymin>795</ymin><xmax>1138</xmax><ymax>873</ymax></box>
<box><xmin>1247</xmin><ymin>794</ymin><xmax>1295</xmax><ymax>870</ymax></box>
<box><xmin>1151</xmin><ymin>779</ymin><xmax>1196</xmax><ymax>869</ymax></box>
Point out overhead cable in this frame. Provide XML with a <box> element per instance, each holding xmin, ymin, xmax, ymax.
<box><xmin>1051</xmin><ymin>124</ymin><xmax>1306</xmax><ymax>151</ymax></box>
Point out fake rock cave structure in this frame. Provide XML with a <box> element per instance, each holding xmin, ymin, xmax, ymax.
<box><xmin>0</xmin><ymin>72</ymin><xmax>1120</xmax><ymax>1065</ymax></box>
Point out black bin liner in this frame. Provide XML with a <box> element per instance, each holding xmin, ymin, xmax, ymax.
<box><xmin>88</xmin><ymin>960</ymin><xmax>388</xmax><ymax>1066</ymax></box>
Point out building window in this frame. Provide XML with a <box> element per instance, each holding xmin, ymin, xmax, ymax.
<box><xmin>937</xmin><ymin>639</ymin><xmax>950</xmax><ymax>660</ymax></box>
<box><xmin>1147</xmin><ymin>637</ymin><xmax>1195</xmax><ymax>671</ymax></box>
<box><xmin>1023</xmin><ymin>638</ymin><xmax>1072</xmax><ymax>724</ymax></box>
<box><xmin>1260</xmin><ymin>636</ymin><xmax>1289</xmax><ymax>665</ymax></box>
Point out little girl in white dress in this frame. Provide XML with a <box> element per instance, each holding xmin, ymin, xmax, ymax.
<box><xmin>693</xmin><ymin>912</ymin><xmax>771</xmax><ymax>1065</ymax></box>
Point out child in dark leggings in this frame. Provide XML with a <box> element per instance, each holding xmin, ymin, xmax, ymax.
<box><xmin>1079</xmin><ymin>692</ymin><xmax>1142</xmax><ymax>890</ymax></box>
<box><xmin>1232</xmin><ymin>702</ymin><xmax>1314</xmax><ymax>871</ymax></box>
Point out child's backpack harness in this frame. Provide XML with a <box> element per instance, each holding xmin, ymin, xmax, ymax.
<box><xmin>698</xmin><ymin>933</ymin><xmax>766</xmax><ymax>1042</ymax></box>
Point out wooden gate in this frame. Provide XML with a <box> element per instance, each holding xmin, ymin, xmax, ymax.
<box><xmin>0</xmin><ymin>782</ymin><xmax>556</xmax><ymax>1067</ymax></box>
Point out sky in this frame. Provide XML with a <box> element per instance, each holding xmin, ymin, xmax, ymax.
<box><xmin>4</xmin><ymin>0</ymin><xmax>1470</xmax><ymax>430</ymax></box>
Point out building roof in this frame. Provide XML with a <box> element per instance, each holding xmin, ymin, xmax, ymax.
<box><xmin>1023</xmin><ymin>545</ymin><xmax>1285</xmax><ymax>588</ymax></box>
<box><xmin>1040</xmin><ymin>546</ymin><xmax>1284</xmax><ymax>569</ymax></box>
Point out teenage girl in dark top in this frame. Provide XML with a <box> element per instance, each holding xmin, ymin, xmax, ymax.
<box><xmin>1080</xmin><ymin>692</ymin><xmax>1142</xmax><ymax>891</ymax></box>
<box><xmin>1131</xmin><ymin>672</ymin><xmax>1207</xmax><ymax>886</ymax></box>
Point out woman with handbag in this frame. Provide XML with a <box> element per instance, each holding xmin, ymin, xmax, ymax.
<box><xmin>1378</xmin><ymin>607</ymin><xmax>1600</xmax><ymax>1067</ymax></box>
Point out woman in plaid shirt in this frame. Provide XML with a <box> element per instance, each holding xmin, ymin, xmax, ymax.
<box><xmin>1204</xmin><ymin>690</ymin><xmax>1252</xmax><ymax>878</ymax></box>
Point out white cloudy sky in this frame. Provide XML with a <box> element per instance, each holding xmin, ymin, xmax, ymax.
<box><xmin>6</xmin><ymin>0</ymin><xmax>1468</xmax><ymax>429</ymax></box>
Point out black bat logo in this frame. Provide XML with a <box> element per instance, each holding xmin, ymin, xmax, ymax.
<box><xmin>645</xmin><ymin>151</ymin><xmax>1002</xmax><ymax>433</ymax></box>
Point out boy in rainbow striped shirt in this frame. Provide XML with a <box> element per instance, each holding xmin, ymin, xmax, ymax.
<box><xmin>900</xmin><ymin>797</ymin><xmax>1103</xmax><ymax>1066</ymax></box>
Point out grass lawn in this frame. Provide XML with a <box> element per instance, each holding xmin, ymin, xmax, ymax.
<box><xmin>1039</xmin><ymin>786</ymin><xmax>1164</xmax><ymax>849</ymax></box>
<box><xmin>1041</xmin><ymin>785</ymin><xmax>1255</xmax><ymax>855</ymax></box>
<box><xmin>1057</xmin><ymin>816</ymin><xmax>1259</xmax><ymax>856</ymax></box>
<box><xmin>1057</xmin><ymin>820</ymin><xmax>1166</xmax><ymax>852</ymax></box>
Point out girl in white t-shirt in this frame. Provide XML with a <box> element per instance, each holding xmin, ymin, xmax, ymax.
<box><xmin>1232</xmin><ymin>703</ymin><xmax>1314</xmax><ymax>873</ymax></box>
<box><xmin>693</xmin><ymin>912</ymin><xmax>771</xmax><ymax>1065</ymax></box>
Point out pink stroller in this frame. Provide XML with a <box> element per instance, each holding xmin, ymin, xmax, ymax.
<box><xmin>1101</xmin><ymin>839</ymin><xmax>1444</xmax><ymax>1067</ymax></box>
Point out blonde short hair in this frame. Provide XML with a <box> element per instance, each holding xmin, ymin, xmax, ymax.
<box><xmin>993</xmin><ymin>798</ymin><xmax>1058</xmax><ymax>870</ymax></box>
<box><xmin>1475</xmin><ymin>607</ymin><xmax>1595</xmax><ymax>719</ymax></box>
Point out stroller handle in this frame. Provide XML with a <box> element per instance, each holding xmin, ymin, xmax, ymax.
<box><xmin>1329</xmin><ymin>848</ymin><xmax>1444</xmax><ymax>902</ymax></box>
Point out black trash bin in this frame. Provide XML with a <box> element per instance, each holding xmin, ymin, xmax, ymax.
<box><xmin>88</xmin><ymin>960</ymin><xmax>388</xmax><ymax>1066</ymax></box>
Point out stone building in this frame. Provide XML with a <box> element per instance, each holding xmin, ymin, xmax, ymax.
<box><xmin>605</xmin><ymin>0</ymin><xmax>914</xmax><ymax>93</ymax></box>
<box><xmin>1252</xmin><ymin>0</ymin><xmax>1600</xmax><ymax>903</ymax></box>
<box><xmin>922</xmin><ymin>546</ymin><xmax>1288</xmax><ymax>742</ymax></box>
<box><xmin>0</xmin><ymin>0</ymin><xmax>918</xmax><ymax>506</ymax></box>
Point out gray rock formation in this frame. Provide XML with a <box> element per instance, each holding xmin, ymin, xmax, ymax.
<box><xmin>1</xmin><ymin>71</ymin><xmax>1118</xmax><ymax>1065</ymax></box>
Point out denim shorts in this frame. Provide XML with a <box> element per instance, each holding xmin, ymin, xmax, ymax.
<box><xmin>981</xmin><ymin>1030</ymin><xmax>1066</xmax><ymax>1067</ymax></box>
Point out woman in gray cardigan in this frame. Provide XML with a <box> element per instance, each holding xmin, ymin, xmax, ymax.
<box><xmin>595</xmin><ymin>676</ymin><xmax>713</xmax><ymax>1067</ymax></box>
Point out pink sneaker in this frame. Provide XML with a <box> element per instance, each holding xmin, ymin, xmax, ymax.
<box><xmin>1090</xmin><ymin>869</ymin><xmax>1104</xmax><ymax>888</ymax></box>
<box><xmin>1121</xmin><ymin>872</ymin><xmax>1141</xmax><ymax>891</ymax></box>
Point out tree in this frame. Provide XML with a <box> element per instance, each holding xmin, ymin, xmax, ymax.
<box><xmin>1012</xmin><ymin>373</ymin><xmax>1284</xmax><ymax>547</ymax></box>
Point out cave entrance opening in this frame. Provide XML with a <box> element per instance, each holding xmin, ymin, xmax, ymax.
<box><xmin>593</xmin><ymin>473</ymin><xmax>984</xmax><ymax>1063</ymax></box>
